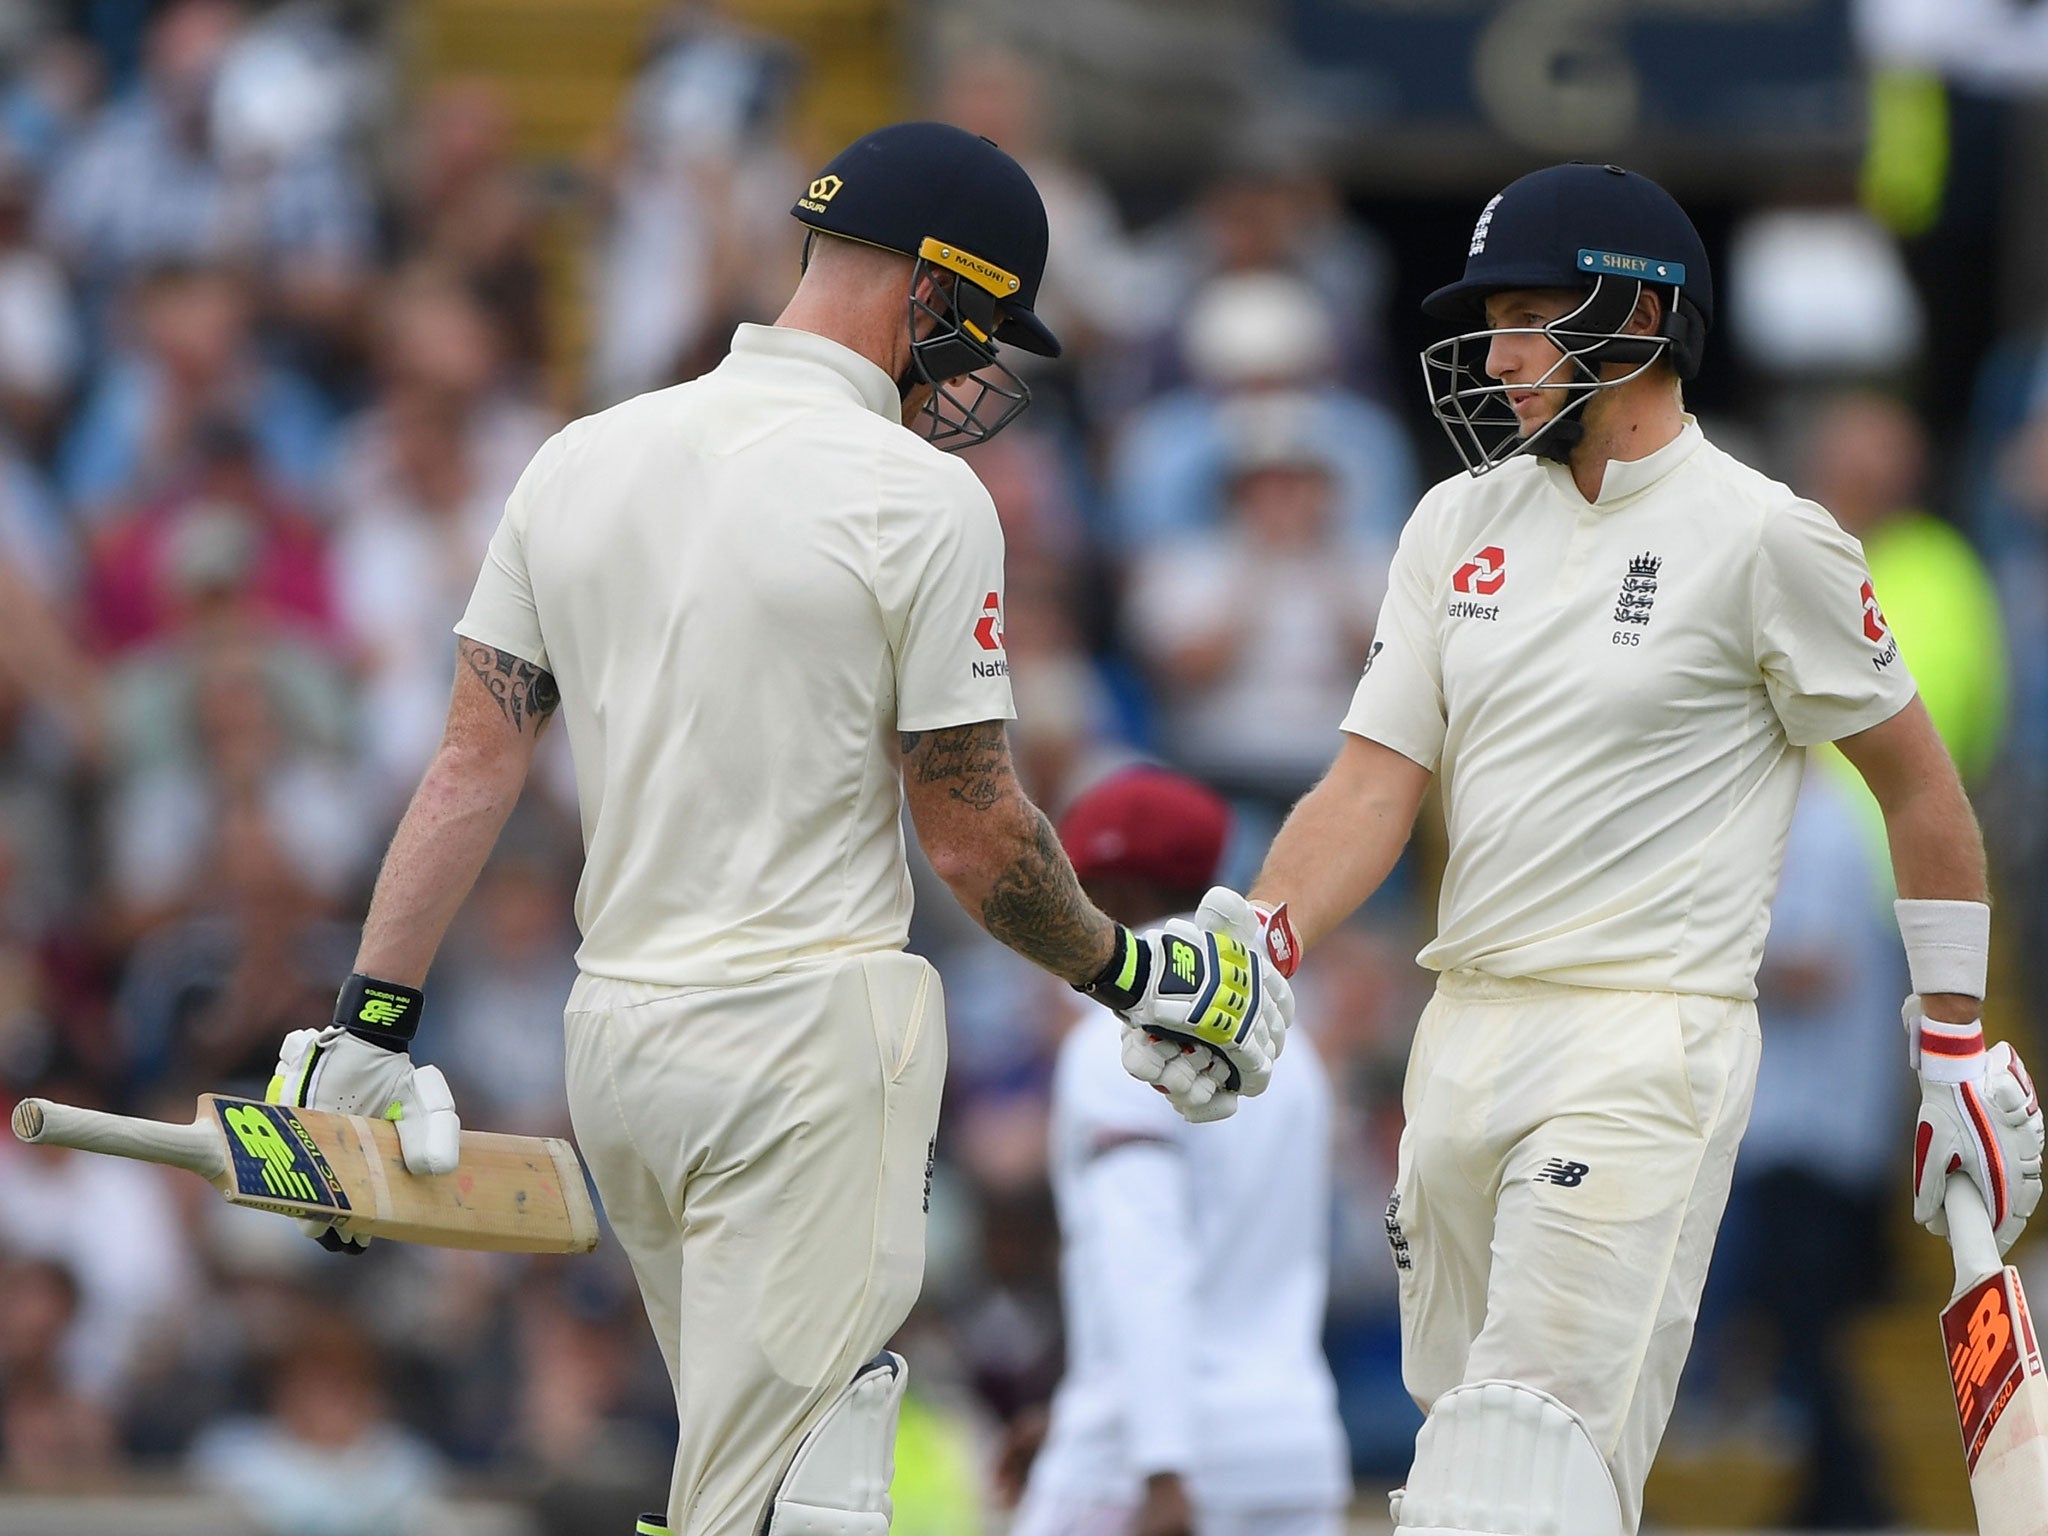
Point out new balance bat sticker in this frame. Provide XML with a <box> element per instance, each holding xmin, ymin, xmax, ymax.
<box><xmin>11</xmin><ymin>1094</ymin><xmax>599</xmax><ymax>1255</ymax></box>
<box><xmin>1941</xmin><ymin>1176</ymin><xmax>2048</xmax><ymax>1534</ymax></box>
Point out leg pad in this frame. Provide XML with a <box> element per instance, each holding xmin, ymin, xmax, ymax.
<box><xmin>1393</xmin><ymin>1379</ymin><xmax>1625</xmax><ymax>1536</ymax></box>
<box><xmin>763</xmin><ymin>1352</ymin><xmax>908</xmax><ymax>1536</ymax></box>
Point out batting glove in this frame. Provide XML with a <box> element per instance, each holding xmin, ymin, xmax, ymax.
<box><xmin>268</xmin><ymin>974</ymin><xmax>462</xmax><ymax>1253</ymax></box>
<box><xmin>1081</xmin><ymin>887</ymin><xmax>1293</xmax><ymax>1115</ymax></box>
<box><xmin>1908</xmin><ymin>998</ymin><xmax>2044</xmax><ymax>1255</ymax></box>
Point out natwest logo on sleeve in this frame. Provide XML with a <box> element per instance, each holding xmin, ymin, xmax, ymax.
<box><xmin>973</xmin><ymin>592</ymin><xmax>1005</xmax><ymax>651</ymax></box>
<box><xmin>972</xmin><ymin>592</ymin><xmax>1008</xmax><ymax>678</ymax></box>
<box><xmin>1452</xmin><ymin>546</ymin><xmax>1506</xmax><ymax>596</ymax></box>
<box><xmin>1862</xmin><ymin>579</ymin><xmax>1901</xmax><ymax>670</ymax></box>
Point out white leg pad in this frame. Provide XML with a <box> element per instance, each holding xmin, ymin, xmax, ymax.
<box><xmin>1392</xmin><ymin>1380</ymin><xmax>1625</xmax><ymax>1536</ymax></box>
<box><xmin>764</xmin><ymin>1352</ymin><xmax>908</xmax><ymax>1536</ymax></box>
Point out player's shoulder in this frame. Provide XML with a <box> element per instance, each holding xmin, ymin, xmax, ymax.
<box><xmin>1684</xmin><ymin>435</ymin><xmax>1829</xmax><ymax>540</ymax></box>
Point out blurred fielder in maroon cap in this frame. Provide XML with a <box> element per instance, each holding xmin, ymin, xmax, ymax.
<box><xmin>1056</xmin><ymin>765</ymin><xmax>1233</xmax><ymax>930</ymax></box>
<box><xmin>1010</xmin><ymin>763</ymin><xmax>1351</xmax><ymax>1536</ymax></box>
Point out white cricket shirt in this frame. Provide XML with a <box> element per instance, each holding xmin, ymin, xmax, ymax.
<box><xmin>1343</xmin><ymin>419</ymin><xmax>1916</xmax><ymax>1000</ymax></box>
<box><xmin>456</xmin><ymin>324</ymin><xmax>1015</xmax><ymax>987</ymax></box>
<box><xmin>1026</xmin><ymin>1004</ymin><xmax>1350</xmax><ymax>1511</ymax></box>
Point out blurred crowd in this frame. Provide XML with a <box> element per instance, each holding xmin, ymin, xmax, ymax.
<box><xmin>0</xmin><ymin>2</ymin><xmax>2041</xmax><ymax>1532</ymax></box>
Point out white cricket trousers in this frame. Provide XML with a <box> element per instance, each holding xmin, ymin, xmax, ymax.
<box><xmin>1389</xmin><ymin>971</ymin><xmax>1760</xmax><ymax>1534</ymax></box>
<box><xmin>563</xmin><ymin>950</ymin><xmax>946</xmax><ymax>1536</ymax></box>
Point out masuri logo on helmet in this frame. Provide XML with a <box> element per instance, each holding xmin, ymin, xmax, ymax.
<box><xmin>790</xmin><ymin>121</ymin><xmax>1059</xmax><ymax>452</ymax></box>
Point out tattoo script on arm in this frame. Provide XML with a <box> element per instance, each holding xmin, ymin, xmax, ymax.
<box><xmin>460</xmin><ymin>639</ymin><xmax>561</xmax><ymax>734</ymax></box>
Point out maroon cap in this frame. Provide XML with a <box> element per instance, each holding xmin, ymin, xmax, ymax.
<box><xmin>1057</xmin><ymin>766</ymin><xmax>1231</xmax><ymax>891</ymax></box>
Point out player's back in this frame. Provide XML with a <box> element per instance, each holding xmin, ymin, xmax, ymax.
<box><xmin>484</xmin><ymin>324</ymin><xmax>1011</xmax><ymax>989</ymax></box>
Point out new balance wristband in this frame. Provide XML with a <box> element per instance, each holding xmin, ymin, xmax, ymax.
<box><xmin>1077</xmin><ymin>925</ymin><xmax>1150</xmax><ymax>1013</ymax></box>
<box><xmin>335</xmin><ymin>973</ymin><xmax>424</xmax><ymax>1050</ymax></box>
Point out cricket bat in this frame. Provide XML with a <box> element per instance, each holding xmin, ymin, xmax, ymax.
<box><xmin>1942</xmin><ymin>1174</ymin><xmax>2048</xmax><ymax>1533</ymax></box>
<box><xmin>11</xmin><ymin>1093</ymin><xmax>599</xmax><ymax>1255</ymax></box>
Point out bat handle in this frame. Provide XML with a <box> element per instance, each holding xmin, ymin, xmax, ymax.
<box><xmin>12</xmin><ymin>1098</ymin><xmax>226</xmax><ymax>1182</ymax></box>
<box><xmin>1945</xmin><ymin>1173</ymin><xmax>2006</xmax><ymax>1298</ymax></box>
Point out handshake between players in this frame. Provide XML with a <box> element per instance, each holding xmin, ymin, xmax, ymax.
<box><xmin>1077</xmin><ymin>884</ymin><xmax>1300</xmax><ymax>1123</ymax></box>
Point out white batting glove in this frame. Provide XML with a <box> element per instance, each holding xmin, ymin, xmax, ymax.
<box><xmin>1908</xmin><ymin>999</ymin><xmax>2045</xmax><ymax>1255</ymax></box>
<box><xmin>269</xmin><ymin>1024</ymin><xmax>462</xmax><ymax>1253</ymax></box>
<box><xmin>1120</xmin><ymin>1028</ymin><xmax>1239</xmax><ymax>1122</ymax></box>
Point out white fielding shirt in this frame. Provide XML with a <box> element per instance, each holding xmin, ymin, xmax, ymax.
<box><xmin>1343</xmin><ymin>419</ymin><xmax>1916</xmax><ymax>1000</ymax></box>
<box><xmin>1027</xmin><ymin>1005</ymin><xmax>1350</xmax><ymax>1512</ymax></box>
<box><xmin>455</xmin><ymin>324</ymin><xmax>1015</xmax><ymax>988</ymax></box>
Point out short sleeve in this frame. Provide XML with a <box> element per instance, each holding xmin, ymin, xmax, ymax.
<box><xmin>876</xmin><ymin>455</ymin><xmax>1016</xmax><ymax>732</ymax></box>
<box><xmin>1752</xmin><ymin>500</ymin><xmax>1916</xmax><ymax>747</ymax></box>
<box><xmin>454</xmin><ymin>435</ymin><xmax>557</xmax><ymax>670</ymax></box>
<box><xmin>1340</xmin><ymin>503</ymin><xmax>1446</xmax><ymax>770</ymax></box>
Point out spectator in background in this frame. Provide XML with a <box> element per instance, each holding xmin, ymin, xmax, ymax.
<box><xmin>190</xmin><ymin>1307</ymin><xmax>447</xmax><ymax>1536</ymax></box>
<box><xmin>935</xmin><ymin>49</ymin><xmax>1150</xmax><ymax>406</ymax></box>
<box><xmin>1687</xmin><ymin>768</ymin><xmax>1901</xmax><ymax>1527</ymax></box>
<box><xmin>109</xmin><ymin>649</ymin><xmax>363</xmax><ymax>1073</ymax></box>
<box><xmin>84</xmin><ymin>419</ymin><xmax>338</xmax><ymax>656</ymax></box>
<box><xmin>1109</xmin><ymin>271</ymin><xmax>1414</xmax><ymax>553</ymax></box>
<box><xmin>331</xmin><ymin>266</ymin><xmax>556</xmax><ymax>808</ymax></box>
<box><xmin>60</xmin><ymin>264</ymin><xmax>334</xmax><ymax>523</ymax></box>
<box><xmin>0</xmin><ymin>147</ymin><xmax>80</xmax><ymax>454</ymax></box>
<box><xmin>588</xmin><ymin>2</ymin><xmax>801</xmax><ymax>404</ymax></box>
<box><xmin>1131</xmin><ymin>145</ymin><xmax>1395</xmax><ymax>400</ymax></box>
<box><xmin>1800</xmin><ymin>390</ymin><xmax>2006</xmax><ymax>781</ymax></box>
<box><xmin>0</xmin><ymin>1257</ymin><xmax>118</xmax><ymax>1489</ymax></box>
<box><xmin>396</xmin><ymin>82</ymin><xmax>548</xmax><ymax>377</ymax></box>
<box><xmin>0</xmin><ymin>1119</ymin><xmax>199</xmax><ymax>1407</ymax></box>
<box><xmin>1126</xmin><ymin>397</ymin><xmax>1385</xmax><ymax>816</ymax></box>
<box><xmin>39</xmin><ymin>0</ymin><xmax>374</xmax><ymax>347</ymax></box>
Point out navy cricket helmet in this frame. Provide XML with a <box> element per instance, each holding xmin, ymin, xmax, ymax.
<box><xmin>792</xmin><ymin>121</ymin><xmax>1058</xmax><ymax>451</ymax></box>
<box><xmin>1420</xmin><ymin>163</ymin><xmax>1713</xmax><ymax>475</ymax></box>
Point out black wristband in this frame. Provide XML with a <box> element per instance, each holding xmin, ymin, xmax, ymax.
<box><xmin>1076</xmin><ymin>925</ymin><xmax>1149</xmax><ymax>1012</ymax></box>
<box><xmin>334</xmin><ymin>973</ymin><xmax>424</xmax><ymax>1050</ymax></box>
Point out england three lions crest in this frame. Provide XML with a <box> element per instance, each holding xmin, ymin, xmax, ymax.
<box><xmin>1614</xmin><ymin>553</ymin><xmax>1662</xmax><ymax>626</ymax></box>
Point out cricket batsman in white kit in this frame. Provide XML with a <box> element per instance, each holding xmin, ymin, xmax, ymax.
<box><xmin>249</xmin><ymin>122</ymin><xmax>1289</xmax><ymax>1536</ymax></box>
<box><xmin>1176</xmin><ymin>162</ymin><xmax>2046</xmax><ymax>1533</ymax></box>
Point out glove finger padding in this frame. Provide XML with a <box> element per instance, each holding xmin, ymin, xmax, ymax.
<box><xmin>393</xmin><ymin>1064</ymin><xmax>462</xmax><ymax>1177</ymax></box>
<box><xmin>1119</xmin><ymin>1029</ymin><xmax>1238</xmax><ymax>1122</ymax></box>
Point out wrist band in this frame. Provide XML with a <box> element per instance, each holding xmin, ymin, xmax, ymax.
<box><xmin>1895</xmin><ymin>898</ymin><xmax>1991</xmax><ymax>1000</ymax></box>
<box><xmin>1078</xmin><ymin>925</ymin><xmax>1150</xmax><ymax>1013</ymax></box>
<box><xmin>1907</xmin><ymin>1002</ymin><xmax>1986</xmax><ymax>1084</ymax></box>
<box><xmin>335</xmin><ymin>973</ymin><xmax>424</xmax><ymax>1050</ymax></box>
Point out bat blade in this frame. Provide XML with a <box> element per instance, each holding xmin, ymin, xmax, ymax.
<box><xmin>16</xmin><ymin>1094</ymin><xmax>599</xmax><ymax>1255</ymax></box>
<box><xmin>1942</xmin><ymin>1181</ymin><xmax>2048</xmax><ymax>1535</ymax></box>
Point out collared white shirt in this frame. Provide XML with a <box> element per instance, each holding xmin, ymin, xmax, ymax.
<box><xmin>1343</xmin><ymin>418</ymin><xmax>1916</xmax><ymax>999</ymax></box>
<box><xmin>457</xmin><ymin>323</ymin><xmax>1014</xmax><ymax>988</ymax></box>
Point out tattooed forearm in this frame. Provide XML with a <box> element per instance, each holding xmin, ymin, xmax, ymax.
<box><xmin>459</xmin><ymin>639</ymin><xmax>561</xmax><ymax>734</ymax></box>
<box><xmin>899</xmin><ymin>722</ymin><xmax>1009</xmax><ymax>811</ymax></box>
<box><xmin>982</xmin><ymin>809</ymin><xmax>1117</xmax><ymax>984</ymax></box>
